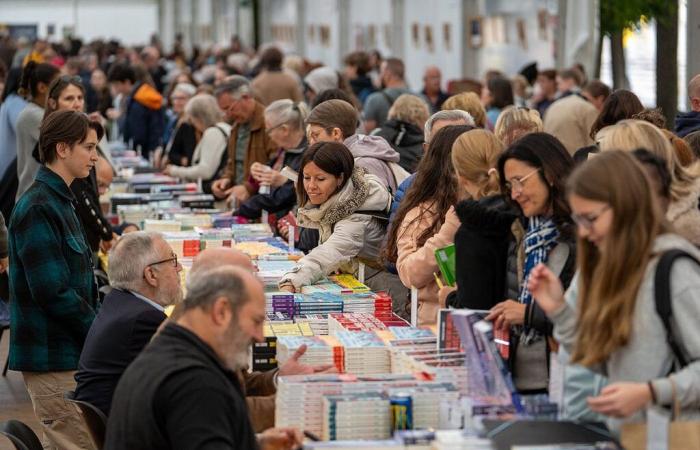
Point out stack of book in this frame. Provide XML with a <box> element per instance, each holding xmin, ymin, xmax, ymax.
<box><xmin>335</xmin><ymin>331</ymin><xmax>391</xmax><ymax>375</ymax></box>
<box><xmin>143</xmin><ymin>219</ymin><xmax>182</xmax><ymax>232</ymax></box>
<box><xmin>294</xmin><ymin>314</ymin><xmax>330</xmax><ymax>335</ymax></box>
<box><xmin>276</xmin><ymin>335</ymin><xmax>344</xmax><ymax>373</ymax></box>
<box><xmin>322</xmin><ymin>393</ymin><xmax>391</xmax><ymax>441</ymax></box>
<box><xmin>161</xmin><ymin>231</ymin><xmax>201</xmax><ymax>258</ymax></box>
<box><xmin>329</xmin><ymin>313</ymin><xmax>410</xmax><ymax>335</ymax></box>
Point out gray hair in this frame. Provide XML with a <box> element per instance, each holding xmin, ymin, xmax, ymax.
<box><xmin>108</xmin><ymin>231</ymin><xmax>163</xmax><ymax>291</ymax></box>
<box><xmin>424</xmin><ymin>109</ymin><xmax>475</xmax><ymax>144</ymax></box>
<box><xmin>214</xmin><ymin>75</ymin><xmax>252</xmax><ymax>98</ymax></box>
<box><xmin>182</xmin><ymin>266</ymin><xmax>249</xmax><ymax>312</ymax></box>
<box><xmin>172</xmin><ymin>83</ymin><xmax>197</xmax><ymax>98</ymax></box>
<box><xmin>265</xmin><ymin>99</ymin><xmax>310</xmax><ymax>131</ymax></box>
<box><xmin>185</xmin><ymin>94</ymin><xmax>223</xmax><ymax>128</ymax></box>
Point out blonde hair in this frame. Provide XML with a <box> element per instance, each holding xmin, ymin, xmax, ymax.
<box><xmin>598</xmin><ymin>119</ymin><xmax>700</xmax><ymax>201</ymax></box>
<box><xmin>568</xmin><ymin>151</ymin><xmax>670</xmax><ymax>366</ymax></box>
<box><xmin>442</xmin><ymin>92</ymin><xmax>487</xmax><ymax>128</ymax></box>
<box><xmin>494</xmin><ymin>106</ymin><xmax>543</xmax><ymax>146</ymax></box>
<box><xmin>388</xmin><ymin>94</ymin><xmax>430</xmax><ymax>130</ymax></box>
<box><xmin>185</xmin><ymin>94</ymin><xmax>223</xmax><ymax>129</ymax></box>
<box><xmin>451</xmin><ymin>129</ymin><xmax>504</xmax><ymax>199</ymax></box>
<box><xmin>265</xmin><ymin>99</ymin><xmax>310</xmax><ymax>131</ymax></box>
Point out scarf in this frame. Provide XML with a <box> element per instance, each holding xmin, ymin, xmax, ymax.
<box><xmin>518</xmin><ymin>216</ymin><xmax>559</xmax><ymax>342</ymax></box>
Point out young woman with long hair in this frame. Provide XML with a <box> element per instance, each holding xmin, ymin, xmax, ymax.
<box><xmin>487</xmin><ymin>132</ymin><xmax>577</xmax><ymax>393</ymax></box>
<box><xmin>530</xmin><ymin>150</ymin><xmax>700</xmax><ymax>424</ymax></box>
<box><xmin>384</xmin><ymin>124</ymin><xmax>474</xmax><ymax>325</ymax></box>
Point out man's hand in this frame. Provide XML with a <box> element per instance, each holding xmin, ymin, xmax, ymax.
<box><xmin>587</xmin><ymin>382</ymin><xmax>652</xmax><ymax>418</ymax></box>
<box><xmin>99</xmin><ymin>233</ymin><xmax>119</xmax><ymax>253</ymax></box>
<box><xmin>211</xmin><ymin>178</ymin><xmax>232</xmax><ymax>198</ymax></box>
<box><xmin>0</xmin><ymin>257</ymin><xmax>8</xmax><ymax>274</ymax></box>
<box><xmin>486</xmin><ymin>300</ymin><xmax>527</xmax><ymax>331</ymax></box>
<box><xmin>279</xmin><ymin>344</ymin><xmax>336</xmax><ymax>376</ymax></box>
<box><xmin>258</xmin><ymin>427</ymin><xmax>303</xmax><ymax>450</ymax></box>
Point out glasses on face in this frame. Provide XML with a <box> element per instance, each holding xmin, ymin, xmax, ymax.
<box><xmin>504</xmin><ymin>168</ymin><xmax>540</xmax><ymax>195</ymax></box>
<box><xmin>572</xmin><ymin>205</ymin><xmax>610</xmax><ymax>230</ymax></box>
<box><xmin>266</xmin><ymin>123</ymin><xmax>285</xmax><ymax>135</ymax></box>
<box><xmin>147</xmin><ymin>253</ymin><xmax>179</xmax><ymax>269</ymax></box>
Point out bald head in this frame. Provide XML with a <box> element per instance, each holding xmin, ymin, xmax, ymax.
<box><xmin>96</xmin><ymin>156</ymin><xmax>113</xmax><ymax>196</ymax></box>
<box><xmin>689</xmin><ymin>74</ymin><xmax>700</xmax><ymax>112</ymax></box>
<box><xmin>191</xmin><ymin>248</ymin><xmax>255</xmax><ymax>275</ymax></box>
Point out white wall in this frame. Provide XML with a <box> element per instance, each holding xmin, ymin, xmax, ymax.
<box><xmin>303</xmin><ymin>0</ymin><xmax>341</xmax><ymax>68</ymax></box>
<box><xmin>348</xmin><ymin>0</ymin><xmax>392</xmax><ymax>56</ymax></box>
<box><xmin>0</xmin><ymin>0</ymin><xmax>158</xmax><ymax>45</ymax></box>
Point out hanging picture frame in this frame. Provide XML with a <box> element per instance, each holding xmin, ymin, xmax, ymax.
<box><xmin>468</xmin><ymin>16</ymin><xmax>483</xmax><ymax>49</ymax></box>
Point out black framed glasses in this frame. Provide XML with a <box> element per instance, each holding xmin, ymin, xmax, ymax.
<box><xmin>147</xmin><ymin>253</ymin><xmax>179</xmax><ymax>268</ymax></box>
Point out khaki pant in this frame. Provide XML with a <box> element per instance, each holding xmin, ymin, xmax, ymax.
<box><xmin>23</xmin><ymin>371</ymin><xmax>95</xmax><ymax>450</ymax></box>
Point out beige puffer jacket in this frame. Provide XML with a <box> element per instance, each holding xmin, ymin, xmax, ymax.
<box><xmin>279</xmin><ymin>168</ymin><xmax>391</xmax><ymax>290</ymax></box>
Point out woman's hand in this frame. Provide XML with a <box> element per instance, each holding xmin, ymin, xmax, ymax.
<box><xmin>587</xmin><ymin>382</ymin><xmax>652</xmax><ymax>418</ymax></box>
<box><xmin>251</xmin><ymin>163</ymin><xmax>286</xmax><ymax>188</ymax></box>
<box><xmin>527</xmin><ymin>263</ymin><xmax>565</xmax><ymax>315</ymax></box>
<box><xmin>226</xmin><ymin>185</ymin><xmax>251</xmax><ymax>208</ymax></box>
<box><xmin>258</xmin><ymin>427</ymin><xmax>303</xmax><ymax>450</ymax></box>
<box><xmin>279</xmin><ymin>284</ymin><xmax>296</xmax><ymax>293</ymax></box>
<box><xmin>487</xmin><ymin>300</ymin><xmax>526</xmax><ymax>331</ymax></box>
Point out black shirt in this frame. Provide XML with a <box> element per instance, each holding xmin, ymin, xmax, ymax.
<box><xmin>104</xmin><ymin>323</ymin><xmax>258</xmax><ymax>450</ymax></box>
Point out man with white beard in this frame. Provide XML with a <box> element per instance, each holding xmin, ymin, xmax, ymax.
<box><xmin>104</xmin><ymin>265</ymin><xmax>303</xmax><ymax>450</ymax></box>
<box><xmin>74</xmin><ymin>231</ymin><xmax>184</xmax><ymax>416</ymax></box>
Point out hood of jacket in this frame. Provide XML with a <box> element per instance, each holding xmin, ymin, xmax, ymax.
<box><xmin>455</xmin><ymin>195</ymin><xmax>518</xmax><ymax>234</ymax></box>
<box><xmin>297</xmin><ymin>168</ymin><xmax>390</xmax><ymax>229</ymax></box>
<box><xmin>674</xmin><ymin>111</ymin><xmax>700</xmax><ymax>137</ymax></box>
<box><xmin>375</xmin><ymin>119</ymin><xmax>424</xmax><ymax>147</ymax></box>
<box><xmin>344</xmin><ymin>134</ymin><xmax>401</xmax><ymax>163</ymax></box>
<box><xmin>133</xmin><ymin>83</ymin><xmax>164</xmax><ymax>111</ymax></box>
<box><xmin>667</xmin><ymin>176</ymin><xmax>700</xmax><ymax>221</ymax></box>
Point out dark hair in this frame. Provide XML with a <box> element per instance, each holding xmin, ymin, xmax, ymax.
<box><xmin>107</xmin><ymin>63</ymin><xmax>136</xmax><ymax>84</ymax></box>
<box><xmin>632</xmin><ymin>148</ymin><xmax>672</xmax><ymax>202</ymax></box>
<box><xmin>18</xmin><ymin>61</ymin><xmax>60</xmax><ymax>99</ymax></box>
<box><xmin>589</xmin><ymin>89</ymin><xmax>644</xmax><ymax>139</ymax></box>
<box><xmin>306</xmin><ymin>99</ymin><xmax>358</xmax><ymax>139</ymax></box>
<box><xmin>384</xmin><ymin>125</ymin><xmax>475</xmax><ymax>263</ymax></box>
<box><xmin>582</xmin><ymin>80</ymin><xmax>611</xmax><ymax>101</ymax></box>
<box><xmin>537</xmin><ymin>69</ymin><xmax>557</xmax><ymax>81</ymax></box>
<box><xmin>343</xmin><ymin>51</ymin><xmax>371</xmax><ymax>76</ymax></box>
<box><xmin>631</xmin><ymin>107</ymin><xmax>667</xmax><ymax>130</ymax></box>
<box><xmin>45</xmin><ymin>75</ymin><xmax>86</xmax><ymax>116</ymax></box>
<box><xmin>39</xmin><ymin>110</ymin><xmax>104</xmax><ymax>164</ymax></box>
<box><xmin>296</xmin><ymin>142</ymin><xmax>355</xmax><ymax>207</ymax></box>
<box><xmin>311</xmin><ymin>88</ymin><xmax>357</xmax><ymax>109</ymax></box>
<box><xmin>384</xmin><ymin>58</ymin><xmax>405</xmax><ymax>80</ymax></box>
<box><xmin>497</xmin><ymin>132</ymin><xmax>575</xmax><ymax>238</ymax></box>
<box><xmin>1</xmin><ymin>67</ymin><xmax>23</xmax><ymax>102</ymax></box>
<box><xmin>487</xmin><ymin>77</ymin><xmax>514</xmax><ymax>109</ymax></box>
<box><xmin>260</xmin><ymin>46</ymin><xmax>283</xmax><ymax>71</ymax></box>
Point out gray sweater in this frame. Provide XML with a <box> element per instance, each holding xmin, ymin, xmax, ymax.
<box><xmin>551</xmin><ymin>233</ymin><xmax>700</xmax><ymax>423</ymax></box>
<box><xmin>15</xmin><ymin>102</ymin><xmax>43</xmax><ymax>200</ymax></box>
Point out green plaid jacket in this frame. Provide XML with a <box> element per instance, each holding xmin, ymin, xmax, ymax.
<box><xmin>9</xmin><ymin>166</ymin><xmax>97</xmax><ymax>372</ymax></box>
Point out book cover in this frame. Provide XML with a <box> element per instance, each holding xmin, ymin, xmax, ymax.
<box><xmin>434</xmin><ymin>244</ymin><xmax>456</xmax><ymax>287</ymax></box>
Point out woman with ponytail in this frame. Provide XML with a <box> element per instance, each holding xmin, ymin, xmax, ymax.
<box><xmin>443</xmin><ymin>129</ymin><xmax>516</xmax><ymax>310</ymax></box>
<box><xmin>15</xmin><ymin>61</ymin><xmax>59</xmax><ymax>200</ymax></box>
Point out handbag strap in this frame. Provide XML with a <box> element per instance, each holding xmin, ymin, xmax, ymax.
<box><xmin>653</xmin><ymin>249</ymin><xmax>700</xmax><ymax>369</ymax></box>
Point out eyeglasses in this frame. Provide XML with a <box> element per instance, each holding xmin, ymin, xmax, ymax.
<box><xmin>147</xmin><ymin>253</ymin><xmax>179</xmax><ymax>268</ymax></box>
<box><xmin>504</xmin><ymin>168</ymin><xmax>540</xmax><ymax>195</ymax></box>
<box><xmin>572</xmin><ymin>205</ymin><xmax>610</xmax><ymax>230</ymax></box>
<box><xmin>266</xmin><ymin>123</ymin><xmax>285</xmax><ymax>135</ymax></box>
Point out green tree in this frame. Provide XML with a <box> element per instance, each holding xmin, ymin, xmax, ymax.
<box><xmin>598</xmin><ymin>0</ymin><xmax>678</xmax><ymax>121</ymax></box>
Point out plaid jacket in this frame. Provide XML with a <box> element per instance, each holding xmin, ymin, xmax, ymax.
<box><xmin>9</xmin><ymin>166</ymin><xmax>97</xmax><ymax>372</ymax></box>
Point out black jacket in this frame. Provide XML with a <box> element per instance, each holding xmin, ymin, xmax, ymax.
<box><xmin>70</xmin><ymin>170</ymin><xmax>113</xmax><ymax>252</ymax></box>
<box><xmin>447</xmin><ymin>196</ymin><xmax>518</xmax><ymax>310</ymax></box>
<box><xmin>74</xmin><ymin>289</ymin><xmax>167</xmax><ymax>416</ymax></box>
<box><xmin>675</xmin><ymin>110</ymin><xmax>700</xmax><ymax>138</ymax></box>
<box><xmin>104</xmin><ymin>323</ymin><xmax>258</xmax><ymax>450</ymax></box>
<box><xmin>166</xmin><ymin>122</ymin><xmax>198</xmax><ymax>166</ymax></box>
<box><xmin>372</xmin><ymin>119</ymin><xmax>424</xmax><ymax>173</ymax></box>
<box><xmin>237</xmin><ymin>143</ymin><xmax>306</xmax><ymax>220</ymax></box>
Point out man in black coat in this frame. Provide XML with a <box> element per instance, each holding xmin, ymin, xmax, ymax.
<box><xmin>104</xmin><ymin>265</ymin><xmax>303</xmax><ymax>450</ymax></box>
<box><xmin>74</xmin><ymin>231</ymin><xmax>183</xmax><ymax>415</ymax></box>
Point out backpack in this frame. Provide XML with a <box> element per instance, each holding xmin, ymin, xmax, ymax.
<box><xmin>653</xmin><ymin>249</ymin><xmax>700</xmax><ymax>369</ymax></box>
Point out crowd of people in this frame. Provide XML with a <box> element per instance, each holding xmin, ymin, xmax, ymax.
<box><xmin>2</xmin><ymin>31</ymin><xmax>700</xmax><ymax>449</ymax></box>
